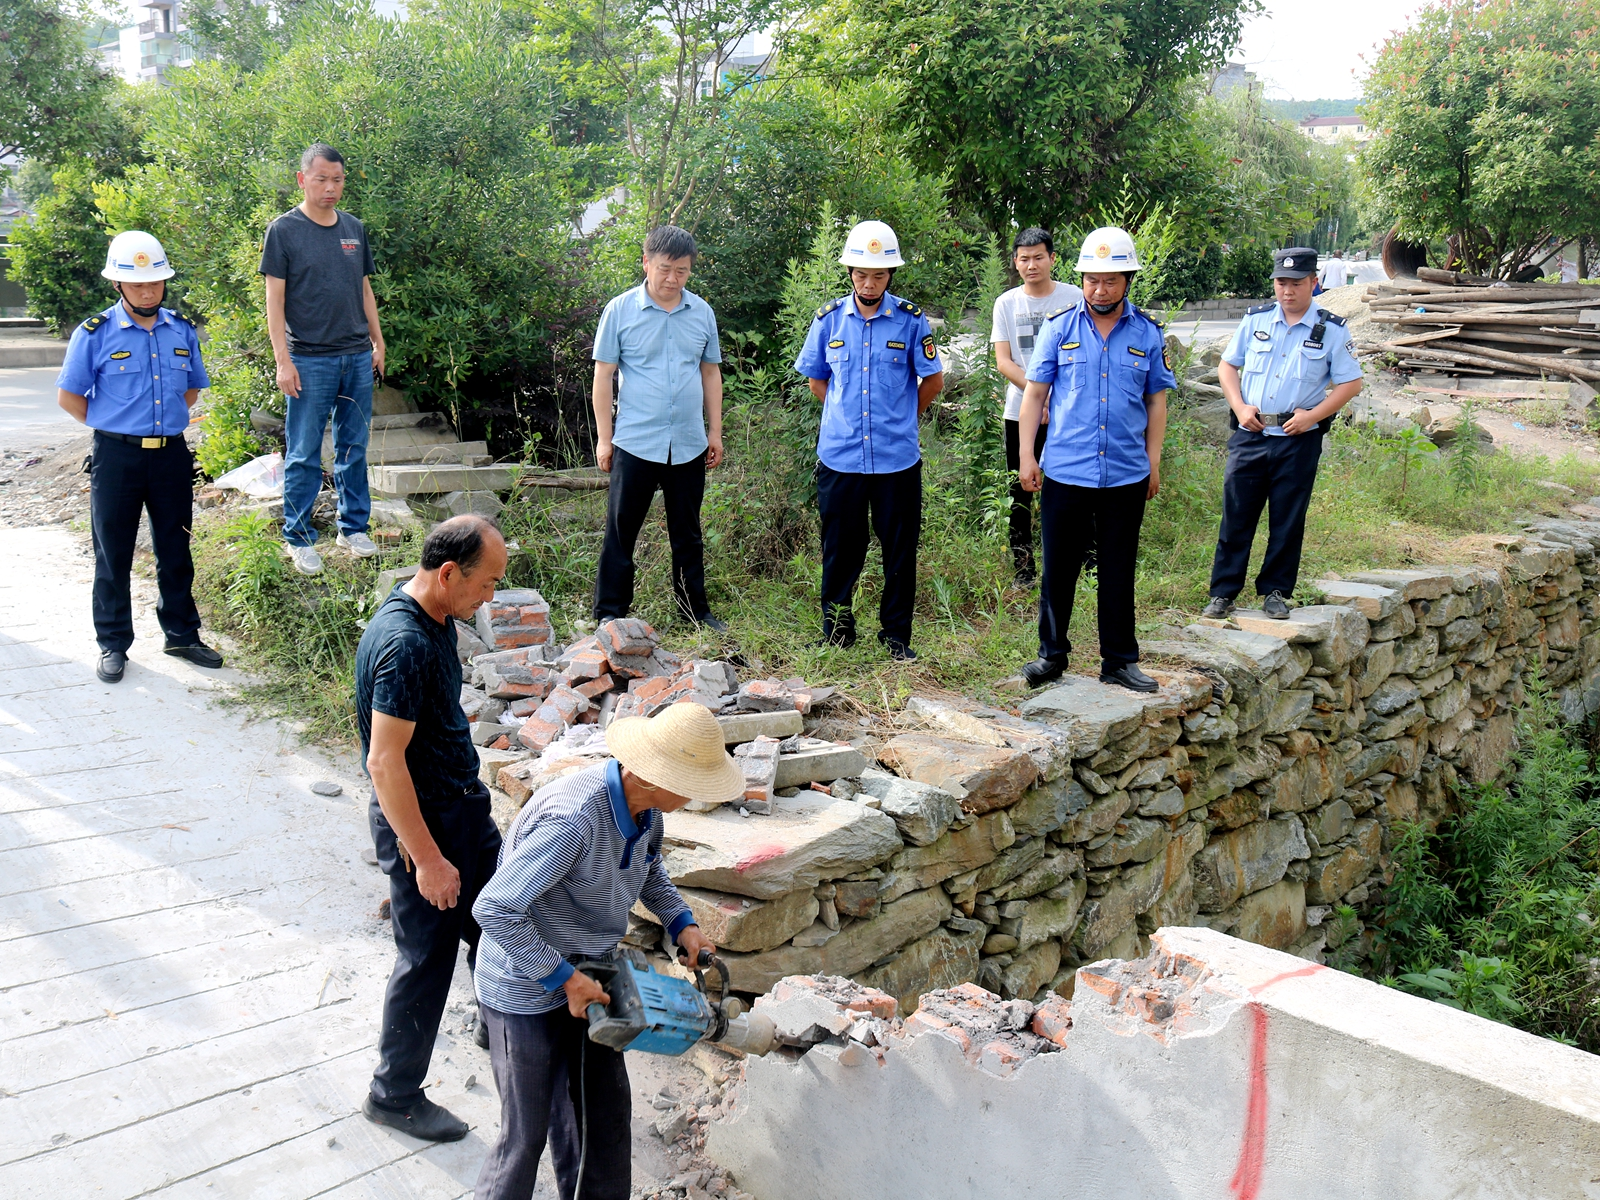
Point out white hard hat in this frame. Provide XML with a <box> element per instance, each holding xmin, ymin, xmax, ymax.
<box><xmin>102</xmin><ymin>231</ymin><xmax>175</xmax><ymax>282</ymax></box>
<box><xmin>1076</xmin><ymin>226</ymin><xmax>1140</xmax><ymax>273</ymax></box>
<box><xmin>839</xmin><ymin>220</ymin><xmax>905</xmax><ymax>269</ymax></box>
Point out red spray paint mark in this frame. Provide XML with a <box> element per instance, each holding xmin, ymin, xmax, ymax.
<box><xmin>734</xmin><ymin>844</ymin><xmax>788</xmax><ymax>873</ymax></box>
<box><xmin>1249</xmin><ymin>963</ymin><xmax>1326</xmax><ymax>996</ymax></box>
<box><xmin>1229</xmin><ymin>1003</ymin><xmax>1270</xmax><ymax>1200</ymax></box>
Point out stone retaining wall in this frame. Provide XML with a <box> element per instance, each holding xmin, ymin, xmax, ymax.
<box><xmin>629</xmin><ymin>515</ymin><xmax>1600</xmax><ymax>1013</ymax></box>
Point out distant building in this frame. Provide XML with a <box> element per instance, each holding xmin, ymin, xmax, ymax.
<box><xmin>1298</xmin><ymin>115</ymin><xmax>1370</xmax><ymax>146</ymax></box>
<box><xmin>97</xmin><ymin>0</ymin><xmax>203</xmax><ymax>86</ymax></box>
<box><xmin>698</xmin><ymin>36</ymin><xmax>774</xmax><ymax>98</ymax></box>
<box><xmin>1209</xmin><ymin>62</ymin><xmax>1258</xmax><ymax>100</ymax></box>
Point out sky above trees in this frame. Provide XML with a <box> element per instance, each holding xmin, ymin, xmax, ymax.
<box><xmin>1237</xmin><ymin>0</ymin><xmax>1429</xmax><ymax>100</ymax></box>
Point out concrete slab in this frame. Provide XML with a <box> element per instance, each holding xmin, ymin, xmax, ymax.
<box><xmin>369</xmin><ymin>463</ymin><xmax>516</xmax><ymax>498</ymax></box>
<box><xmin>0</xmin><ymin>329</ymin><xmax>68</xmax><ymax>369</ymax></box>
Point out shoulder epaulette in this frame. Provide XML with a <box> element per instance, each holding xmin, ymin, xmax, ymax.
<box><xmin>815</xmin><ymin>298</ymin><xmax>844</xmax><ymax>320</ymax></box>
<box><xmin>1316</xmin><ymin>308</ymin><xmax>1346</xmax><ymax>327</ymax></box>
<box><xmin>895</xmin><ymin>299</ymin><xmax>923</xmax><ymax>317</ymax></box>
<box><xmin>1245</xmin><ymin>303</ymin><xmax>1275</xmax><ymax>315</ymax></box>
<box><xmin>1044</xmin><ymin>306</ymin><xmax>1073</xmax><ymax>321</ymax></box>
<box><xmin>176</xmin><ymin>311</ymin><xmax>198</xmax><ymax>328</ymax></box>
<box><xmin>81</xmin><ymin>314</ymin><xmax>108</xmax><ymax>333</ymax></box>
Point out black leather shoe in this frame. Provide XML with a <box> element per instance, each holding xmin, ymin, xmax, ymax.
<box><xmin>1021</xmin><ymin>655</ymin><xmax>1069</xmax><ymax>688</ymax></box>
<box><xmin>1101</xmin><ymin>663</ymin><xmax>1160</xmax><ymax>693</ymax></box>
<box><xmin>883</xmin><ymin>638</ymin><xmax>917</xmax><ymax>662</ymax></box>
<box><xmin>165</xmin><ymin>642</ymin><xmax>224</xmax><ymax>668</ymax></box>
<box><xmin>693</xmin><ymin>613</ymin><xmax>729</xmax><ymax>634</ymax></box>
<box><xmin>362</xmin><ymin>1096</ymin><xmax>469</xmax><ymax>1142</ymax></box>
<box><xmin>1262</xmin><ymin>591</ymin><xmax>1291</xmax><ymax>619</ymax></box>
<box><xmin>96</xmin><ymin>650</ymin><xmax>126</xmax><ymax>683</ymax></box>
<box><xmin>810</xmin><ymin>630</ymin><xmax>857</xmax><ymax>651</ymax></box>
<box><xmin>1201</xmin><ymin>595</ymin><xmax>1236</xmax><ymax>619</ymax></box>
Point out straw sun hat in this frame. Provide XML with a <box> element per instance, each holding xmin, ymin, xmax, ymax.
<box><xmin>605</xmin><ymin>702</ymin><xmax>745</xmax><ymax>806</ymax></box>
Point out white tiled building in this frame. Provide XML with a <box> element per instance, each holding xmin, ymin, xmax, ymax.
<box><xmin>1298</xmin><ymin>115</ymin><xmax>1370</xmax><ymax>146</ymax></box>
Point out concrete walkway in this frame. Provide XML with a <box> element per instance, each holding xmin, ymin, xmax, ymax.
<box><xmin>0</xmin><ymin>526</ymin><xmax>499</xmax><ymax>1198</ymax></box>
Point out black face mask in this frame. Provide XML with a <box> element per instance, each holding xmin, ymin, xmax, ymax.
<box><xmin>118</xmin><ymin>283</ymin><xmax>165</xmax><ymax>318</ymax></box>
<box><xmin>1088</xmin><ymin>299</ymin><xmax>1122</xmax><ymax>315</ymax></box>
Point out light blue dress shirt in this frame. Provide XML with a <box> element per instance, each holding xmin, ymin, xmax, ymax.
<box><xmin>56</xmin><ymin>303</ymin><xmax>210</xmax><ymax>437</ymax></box>
<box><xmin>1223</xmin><ymin>303</ymin><xmax>1362</xmax><ymax>437</ymax></box>
<box><xmin>794</xmin><ymin>291</ymin><xmax>944</xmax><ymax>475</ymax></box>
<box><xmin>593</xmin><ymin>284</ymin><xmax>722</xmax><ymax>465</ymax></box>
<box><xmin>1025</xmin><ymin>300</ymin><xmax>1175</xmax><ymax>488</ymax></box>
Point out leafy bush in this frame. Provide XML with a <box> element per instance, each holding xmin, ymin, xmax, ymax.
<box><xmin>1219</xmin><ymin>243</ymin><xmax>1272</xmax><ymax>296</ymax></box>
<box><xmin>7</xmin><ymin>160</ymin><xmax>108</xmax><ymax>334</ymax></box>
<box><xmin>1376</xmin><ymin>677</ymin><xmax>1600</xmax><ymax>1049</ymax></box>
<box><xmin>1154</xmin><ymin>245</ymin><xmax>1224</xmax><ymax>305</ymax></box>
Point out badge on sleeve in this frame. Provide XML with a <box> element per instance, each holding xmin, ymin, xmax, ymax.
<box><xmin>921</xmin><ymin>335</ymin><xmax>936</xmax><ymax>360</ymax></box>
<box><xmin>1163</xmin><ymin>347</ymin><xmax>1172</xmax><ymax>370</ymax></box>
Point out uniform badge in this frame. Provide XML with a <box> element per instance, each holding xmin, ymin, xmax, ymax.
<box><xmin>866</xmin><ymin>238</ymin><xmax>883</xmax><ymax>254</ymax></box>
<box><xmin>132</xmin><ymin>251</ymin><xmax>151</xmax><ymax>269</ymax></box>
<box><xmin>886</xmin><ymin>340</ymin><xmax>906</xmax><ymax>349</ymax></box>
<box><xmin>1163</xmin><ymin>348</ymin><xmax>1172</xmax><ymax>370</ymax></box>
<box><xmin>1127</xmin><ymin>346</ymin><xmax>1146</xmax><ymax>358</ymax></box>
<box><xmin>109</xmin><ymin>350</ymin><xmax>132</xmax><ymax>359</ymax></box>
<box><xmin>1253</xmin><ymin>330</ymin><xmax>1271</xmax><ymax>341</ymax></box>
<box><xmin>1062</xmin><ymin>341</ymin><xmax>1080</xmax><ymax>350</ymax></box>
<box><xmin>1302</xmin><ymin>339</ymin><xmax>1323</xmax><ymax>350</ymax></box>
<box><xmin>921</xmin><ymin>335</ymin><xmax>937</xmax><ymax>360</ymax></box>
<box><xmin>1096</xmin><ymin>243</ymin><xmax>1111</xmax><ymax>259</ymax></box>
<box><xmin>174</xmin><ymin>347</ymin><xmax>190</xmax><ymax>357</ymax></box>
<box><xmin>828</xmin><ymin>339</ymin><xmax>844</xmax><ymax>348</ymax></box>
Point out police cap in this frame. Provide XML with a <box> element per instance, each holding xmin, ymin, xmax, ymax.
<box><xmin>1271</xmin><ymin>247</ymin><xmax>1319</xmax><ymax>279</ymax></box>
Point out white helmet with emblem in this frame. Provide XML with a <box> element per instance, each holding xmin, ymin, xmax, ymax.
<box><xmin>1076</xmin><ymin>226</ymin><xmax>1141</xmax><ymax>273</ymax></box>
<box><xmin>102</xmin><ymin>230</ymin><xmax>175</xmax><ymax>282</ymax></box>
<box><xmin>839</xmin><ymin>220</ymin><xmax>905</xmax><ymax>269</ymax></box>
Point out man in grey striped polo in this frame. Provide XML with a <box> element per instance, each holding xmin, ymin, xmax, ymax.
<box><xmin>472</xmin><ymin>702</ymin><xmax>743</xmax><ymax>1200</ymax></box>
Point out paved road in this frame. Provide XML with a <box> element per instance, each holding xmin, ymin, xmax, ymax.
<box><xmin>0</xmin><ymin>368</ymin><xmax>73</xmax><ymax>436</ymax></box>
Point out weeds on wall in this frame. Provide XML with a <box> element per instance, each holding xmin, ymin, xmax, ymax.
<box><xmin>1374</xmin><ymin>677</ymin><xmax>1600</xmax><ymax>1050</ymax></box>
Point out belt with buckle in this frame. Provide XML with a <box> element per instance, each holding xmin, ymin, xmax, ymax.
<box><xmin>1258</xmin><ymin>412</ymin><xmax>1291</xmax><ymax>427</ymax></box>
<box><xmin>98</xmin><ymin>431</ymin><xmax>173</xmax><ymax>448</ymax></box>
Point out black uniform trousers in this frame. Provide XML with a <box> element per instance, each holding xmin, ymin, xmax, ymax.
<box><xmin>1038</xmin><ymin>475</ymin><xmax>1148</xmax><ymax>670</ymax></box>
<box><xmin>89</xmin><ymin>432</ymin><xmax>203</xmax><ymax>654</ymax></box>
<box><xmin>367</xmin><ymin>788</ymin><xmax>503</xmax><ymax>1111</ymax></box>
<box><xmin>816</xmin><ymin>460</ymin><xmax>921</xmax><ymax>647</ymax></box>
<box><xmin>1004</xmin><ymin>418</ymin><xmax>1048</xmax><ymax>578</ymax></box>
<box><xmin>1208</xmin><ymin>428</ymin><xmax>1324</xmax><ymax>600</ymax></box>
<box><xmin>592</xmin><ymin>445</ymin><xmax>710</xmax><ymax>622</ymax></box>
<box><xmin>474</xmin><ymin>1005</ymin><xmax>632</xmax><ymax>1200</ymax></box>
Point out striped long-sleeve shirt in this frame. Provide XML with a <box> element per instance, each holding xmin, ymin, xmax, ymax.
<box><xmin>473</xmin><ymin>760</ymin><xmax>695</xmax><ymax>1015</ymax></box>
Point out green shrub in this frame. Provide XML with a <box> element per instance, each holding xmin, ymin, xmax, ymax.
<box><xmin>1220</xmin><ymin>243</ymin><xmax>1272</xmax><ymax>297</ymax></box>
<box><xmin>8</xmin><ymin>160</ymin><xmax>108</xmax><ymax>334</ymax></box>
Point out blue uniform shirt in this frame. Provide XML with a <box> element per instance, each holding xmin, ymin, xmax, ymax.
<box><xmin>593</xmin><ymin>284</ymin><xmax>722</xmax><ymax>465</ymax></box>
<box><xmin>1223</xmin><ymin>303</ymin><xmax>1362</xmax><ymax>437</ymax></box>
<box><xmin>1026</xmin><ymin>300</ymin><xmax>1175</xmax><ymax>488</ymax></box>
<box><xmin>56</xmin><ymin>302</ymin><xmax>210</xmax><ymax>438</ymax></box>
<box><xmin>794</xmin><ymin>291</ymin><xmax>944</xmax><ymax>475</ymax></box>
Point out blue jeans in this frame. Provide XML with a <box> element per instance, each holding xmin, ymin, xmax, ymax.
<box><xmin>283</xmin><ymin>350</ymin><xmax>372</xmax><ymax>547</ymax></box>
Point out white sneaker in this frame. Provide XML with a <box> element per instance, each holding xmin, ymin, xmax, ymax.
<box><xmin>284</xmin><ymin>543</ymin><xmax>324</xmax><ymax>575</ymax></box>
<box><xmin>338</xmin><ymin>531</ymin><xmax>379</xmax><ymax>558</ymax></box>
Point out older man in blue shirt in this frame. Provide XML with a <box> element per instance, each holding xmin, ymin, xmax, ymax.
<box><xmin>591</xmin><ymin>225</ymin><xmax>727</xmax><ymax>630</ymax></box>
<box><xmin>795</xmin><ymin>220</ymin><xmax>944</xmax><ymax>659</ymax></box>
<box><xmin>1202</xmin><ymin>247</ymin><xmax>1364</xmax><ymax>621</ymax></box>
<box><xmin>56</xmin><ymin>231</ymin><xmax>224</xmax><ymax>684</ymax></box>
<box><xmin>1017</xmin><ymin>227</ymin><xmax>1174</xmax><ymax>693</ymax></box>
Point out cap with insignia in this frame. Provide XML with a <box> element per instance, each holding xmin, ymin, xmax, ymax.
<box><xmin>1271</xmin><ymin>247</ymin><xmax>1319</xmax><ymax>280</ymax></box>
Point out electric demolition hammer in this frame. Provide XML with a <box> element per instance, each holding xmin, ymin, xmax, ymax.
<box><xmin>579</xmin><ymin>947</ymin><xmax>776</xmax><ymax>1058</ymax></box>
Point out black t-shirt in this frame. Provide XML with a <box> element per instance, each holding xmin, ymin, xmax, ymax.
<box><xmin>259</xmin><ymin>206</ymin><xmax>377</xmax><ymax>357</ymax></box>
<box><xmin>356</xmin><ymin>586</ymin><xmax>484</xmax><ymax>806</ymax></box>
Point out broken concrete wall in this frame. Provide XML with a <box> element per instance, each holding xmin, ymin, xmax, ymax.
<box><xmin>706</xmin><ymin>928</ymin><xmax>1600</xmax><ymax>1200</ymax></box>
<box><xmin>484</xmin><ymin>521</ymin><xmax>1600</xmax><ymax>1015</ymax></box>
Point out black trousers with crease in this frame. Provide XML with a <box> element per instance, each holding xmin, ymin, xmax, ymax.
<box><xmin>592</xmin><ymin>445</ymin><xmax>710</xmax><ymax>621</ymax></box>
<box><xmin>816</xmin><ymin>459</ymin><xmax>921</xmax><ymax>646</ymax></box>
<box><xmin>1037</xmin><ymin>474</ymin><xmax>1148</xmax><ymax>670</ymax></box>
<box><xmin>1208</xmin><ymin>428</ymin><xmax>1323</xmax><ymax>600</ymax></box>
<box><xmin>1004</xmin><ymin>418</ymin><xmax>1048</xmax><ymax>577</ymax></box>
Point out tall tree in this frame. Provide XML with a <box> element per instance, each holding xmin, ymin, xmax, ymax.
<box><xmin>794</xmin><ymin>0</ymin><xmax>1258</xmax><ymax>235</ymax></box>
<box><xmin>0</xmin><ymin>0</ymin><xmax>117</xmax><ymax>162</ymax></box>
<box><xmin>1362</xmin><ymin>0</ymin><xmax>1600</xmax><ymax>277</ymax></box>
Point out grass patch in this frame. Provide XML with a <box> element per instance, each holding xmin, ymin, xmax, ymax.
<box><xmin>193</xmin><ymin>393</ymin><xmax>1600</xmax><ymax>737</ymax></box>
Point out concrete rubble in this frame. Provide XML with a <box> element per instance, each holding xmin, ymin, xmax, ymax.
<box><xmin>467</xmin><ymin>512</ymin><xmax>1600</xmax><ymax>1030</ymax></box>
<box><xmin>704</xmin><ymin>928</ymin><xmax>1600</xmax><ymax>1199</ymax></box>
